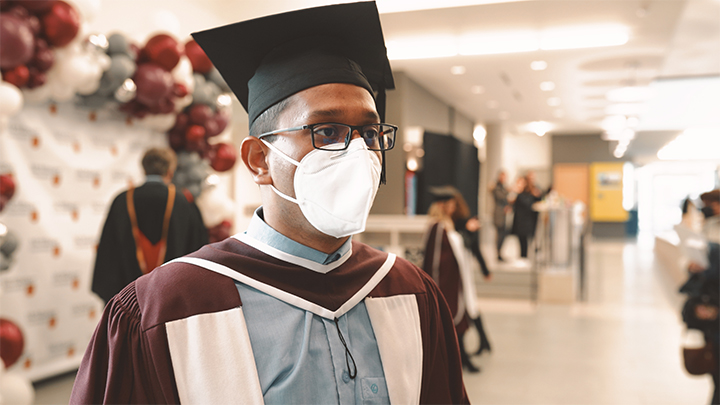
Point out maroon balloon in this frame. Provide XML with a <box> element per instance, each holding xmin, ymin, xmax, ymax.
<box><xmin>204</xmin><ymin>118</ymin><xmax>221</xmax><ymax>138</ymax></box>
<box><xmin>185</xmin><ymin>124</ymin><xmax>205</xmax><ymax>142</ymax></box>
<box><xmin>210</xmin><ymin>142</ymin><xmax>237</xmax><ymax>172</ymax></box>
<box><xmin>171</xmin><ymin>112</ymin><xmax>189</xmax><ymax>132</ymax></box>
<box><xmin>0</xmin><ymin>13</ymin><xmax>35</xmax><ymax>69</ymax></box>
<box><xmin>188</xmin><ymin>104</ymin><xmax>213</xmax><ymax>126</ymax></box>
<box><xmin>30</xmin><ymin>45</ymin><xmax>54</xmax><ymax>71</ymax></box>
<box><xmin>184</xmin><ymin>39</ymin><xmax>212</xmax><ymax>74</ymax></box>
<box><xmin>27</xmin><ymin>66</ymin><xmax>47</xmax><ymax>88</ymax></box>
<box><xmin>42</xmin><ymin>1</ymin><xmax>80</xmax><ymax>47</ymax></box>
<box><xmin>133</xmin><ymin>63</ymin><xmax>174</xmax><ymax>107</ymax></box>
<box><xmin>17</xmin><ymin>0</ymin><xmax>54</xmax><ymax>14</ymax></box>
<box><xmin>207</xmin><ymin>220</ymin><xmax>232</xmax><ymax>243</ymax></box>
<box><xmin>143</xmin><ymin>34</ymin><xmax>182</xmax><ymax>71</ymax></box>
<box><xmin>167</xmin><ymin>129</ymin><xmax>186</xmax><ymax>151</ymax></box>
<box><xmin>173</xmin><ymin>82</ymin><xmax>188</xmax><ymax>98</ymax></box>
<box><xmin>0</xmin><ymin>173</ymin><xmax>15</xmax><ymax>200</ymax></box>
<box><xmin>2</xmin><ymin>64</ymin><xmax>29</xmax><ymax>87</ymax></box>
<box><xmin>0</xmin><ymin>318</ymin><xmax>24</xmax><ymax>368</ymax></box>
<box><xmin>214</xmin><ymin>110</ymin><xmax>229</xmax><ymax>134</ymax></box>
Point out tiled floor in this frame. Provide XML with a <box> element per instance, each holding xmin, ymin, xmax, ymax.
<box><xmin>31</xmin><ymin>235</ymin><xmax>712</xmax><ymax>404</ymax></box>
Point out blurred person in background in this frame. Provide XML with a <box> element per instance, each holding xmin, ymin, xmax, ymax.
<box><xmin>424</xmin><ymin>186</ymin><xmax>492</xmax><ymax>372</ymax></box>
<box><xmin>491</xmin><ymin>170</ymin><xmax>511</xmax><ymax>262</ymax></box>
<box><xmin>511</xmin><ymin>171</ymin><xmax>543</xmax><ymax>260</ymax></box>
<box><xmin>680</xmin><ymin>240</ymin><xmax>719</xmax><ymax>403</ymax></box>
<box><xmin>91</xmin><ymin>147</ymin><xmax>208</xmax><ymax>303</ymax></box>
<box><xmin>700</xmin><ymin>189</ymin><xmax>720</xmax><ymax>243</ymax></box>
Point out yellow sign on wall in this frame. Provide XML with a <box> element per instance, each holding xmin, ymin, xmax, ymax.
<box><xmin>589</xmin><ymin>162</ymin><xmax>628</xmax><ymax>222</ymax></box>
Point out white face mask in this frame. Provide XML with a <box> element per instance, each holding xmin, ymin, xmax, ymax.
<box><xmin>262</xmin><ymin>137</ymin><xmax>381</xmax><ymax>238</ymax></box>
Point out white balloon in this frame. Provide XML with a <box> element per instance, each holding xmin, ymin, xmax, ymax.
<box><xmin>137</xmin><ymin>113</ymin><xmax>176</xmax><ymax>132</ymax></box>
<box><xmin>172</xmin><ymin>56</ymin><xmax>195</xmax><ymax>94</ymax></box>
<box><xmin>196</xmin><ymin>182</ymin><xmax>235</xmax><ymax>228</ymax></box>
<box><xmin>0</xmin><ymin>373</ymin><xmax>35</xmax><ymax>405</ymax></box>
<box><xmin>0</xmin><ymin>82</ymin><xmax>24</xmax><ymax>117</ymax></box>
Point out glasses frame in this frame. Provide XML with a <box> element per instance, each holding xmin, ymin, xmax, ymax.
<box><xmin>258</xmin><ymin>122</ymin><xmax>398</xmax><ymax>151</ymax></box>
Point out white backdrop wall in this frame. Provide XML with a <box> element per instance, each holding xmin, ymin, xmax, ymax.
<box><xmin>0</xmin><ymin>104</ymin><xmax>165</xmax><ymax>381</ymax></box>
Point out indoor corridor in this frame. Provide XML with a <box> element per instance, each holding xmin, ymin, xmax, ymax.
<box><xmin>32</xmin><ymin>235</ymin><xmax>712</xmax><ymax>404</ymax></box>
<box><xmin>462</xmin><ymin>235</ymin><xmax>711</xmax><ymax>404</ymax></box>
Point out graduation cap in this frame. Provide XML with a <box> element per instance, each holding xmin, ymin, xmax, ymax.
<box><xmin>429</xmin><ymin>185</ymin><xmax>460</xmax><ymax>202</ymax></box>
<box><xmin>191</xmin><ymin>1</ymin><xmax>395</xmax><ymax>127</ymax></box>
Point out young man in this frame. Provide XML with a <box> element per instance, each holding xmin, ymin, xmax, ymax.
<box><xmin>71</xmin><ymin>2</ymin><xmax>468</xmax><ymax>404</ymax></box>
<box><xmin>91</xmin><ymin>147</ymin><xmax>207</xmax><ymax>303</ymax></box>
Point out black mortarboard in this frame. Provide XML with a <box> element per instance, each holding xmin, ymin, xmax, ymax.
<box><xmin>429</xmin><ymin>185</ymin><xmax>460</xmax><ymax>202</ymax></box>
<box><xmin>192</xmin><ymin>1</ymin><xmax>395</xmax><ymax>127</ymax></box>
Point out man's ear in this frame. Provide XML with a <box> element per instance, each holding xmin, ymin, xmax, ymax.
<box><xmin>241</xmin><ymin>137</ymin><xmax>272</xmax><ymax>185</ymax></box>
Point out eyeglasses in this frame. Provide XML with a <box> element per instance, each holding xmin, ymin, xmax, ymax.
<box><xmin>258</xmin><ymin>122</ymin><xmax>397</xmax><ymax>151</ymax></box>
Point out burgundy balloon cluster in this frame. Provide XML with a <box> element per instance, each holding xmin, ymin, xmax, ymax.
<box><xmin>167</xmin><ymin>39</ymin><xmax>236</xmax><ymax>173</ymax></box>
<box><xmin>0</xmin><ymin>0</ymin><xmax>80</xmax><ymax>89</ymax></box>
<box><xmin>119</xmin><ymin>33</ymin><xmax>187</xmax><ymax>118</ymax></box>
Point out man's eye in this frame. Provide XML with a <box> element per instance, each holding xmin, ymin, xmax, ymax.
<box><xmin>314</xmin><ymin>125</ymin><xmax>340</xmax><ymax>141</ymax></box>
<box><xmin>362</xmin><ymin>127</ymin><xmax>379</xmax><ymax>140</ymax></box>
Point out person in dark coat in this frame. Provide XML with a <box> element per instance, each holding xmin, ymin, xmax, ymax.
<box><xmin>91</xmin><ymin>148</ymin><xmax>208</xmax><ymax>303</ymax></box>
<box><xmin>491</xmin><ymin>170</ymin><xmax>511</xmax><ymax>261</ymax></box>
<box><xmin>511</xmin><ymin>172</ymin><xmax>543</xmax><ymax>259</ymax></box>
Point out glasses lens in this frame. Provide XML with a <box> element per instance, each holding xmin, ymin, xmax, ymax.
<box><xmin>312</xmin><ymin>124</ymin><xmax>350</xmax><ymax>149</ymax></box>
<box><xmin>363</xmin><ymin>124</ymin><xmax>396</xmax><ymax>151</ymax></box>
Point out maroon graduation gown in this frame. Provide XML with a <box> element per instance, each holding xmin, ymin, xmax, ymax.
<box><xmin>71</xmin><ymin>237</ymin><xmax>469</xmax><ymax>404</ymax></box>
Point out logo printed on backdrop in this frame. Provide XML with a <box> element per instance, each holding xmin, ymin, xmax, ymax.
<box><xmin>29</xmin><ymin>238</ymin><xmax>61</xmax><ymax>257</ymax></box>
<box><xmin>76</xmin><ymin>170</ymin><xmax>102</xmax><ymax>189</ymax></box>
<box><xmin>2</xmin><ymin>278</ymin><xmax>34</xmax><ymax>295</ymax></box>
<box><xmin>30</xmin><ymin>164</ymin><xmax>62</xmax><ymax>187</ymax></box>
<box><xmin>1</xmin><ymin>201</ymin><xmax>39</xmax><ymax>222</ymax></box>
<box><xmin>54</xmin><ymin>202</ymin><xmax>80</xmax><ymax>222</ymax></box>
<box><xmin>53</xmin><ymin>272</ymin><xmax>81</xmax><ymax>290</ymax></box>
<box><xmin>8</xmin><ymin>120</ymin><xmax>40</xmax><ymax>148</ymax></box>
<box><xmin>48</xmin><ymin>341</ymin><xmax>76</xmax><ymax>360</ymax></box>
<box><xmin>27</xmin><ymin>310</ymin><xmax>57</xmax><ymax>329</ymax></box>
<box><xmin>72</xmin><ymin>303</ymin><xmax>98</xmax><ymax>320</ymax></box>
<box><xmin>73</xmin><ymin>236</ymin><xmax>97</xmax><ymax>250</ymax></box>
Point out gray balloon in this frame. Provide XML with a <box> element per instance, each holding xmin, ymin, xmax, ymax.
<box><xmin>107</xmin><ymin>33</ymin><xmax>137</xmax><ymax>59</ymax></box>
<box><xmin>192</xmin><ymin>81</ymin><xmax>221</xmax><ymax>110</ymax></box>
<box><xmin>78</xmin><ymin>93</ymin><xmax>113</xmax><ymax>109</ymax></box>
<box><xmin>0</xmin><ymin>228</ymin><xmax>19</xmax><ymax>257</ymax></box>
<box><xmin>98</xmin><ymin>54</ymin><xmax>137</xmax><ymax>96</ymax></box>
<box><xmin>206</xmin><ymin>67</ymin><xmax>231</xmax><ymax>93</ymax></box>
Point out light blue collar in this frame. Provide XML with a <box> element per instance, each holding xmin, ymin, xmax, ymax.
<box><xmin>245</xmin><ymin>207</ymin><xmax>352</xmax><ymax>267</ymax></box>
<box><xmin>145</xmin><ymin>175</ymin><xmax>165</xmax><ymax>184</ymax></box>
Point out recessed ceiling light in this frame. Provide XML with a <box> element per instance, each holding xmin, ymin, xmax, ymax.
<box><xmin>526</xmin><ymin>121</ymin><xmax>553</xmax><ymax>136</ymax></box>
<box><xmin>540</xmin><ymin>81</ymin><xmax>555</xmax><ymax>91</ymax></box>
<box><xmin>547</xmin><ymin>97</ymin><xmax>561</xmax><ymax>106</ymax></box>
<box><xmin>499</xmin><ymin>111</ymin><xmax>510</xmax><ymax>120</ymax></box>
<box><xmin>473</xmin><ymin>125</ymin><xmax>487</xmax><ymax>142</ymax></box>
<box><xmin>487</xmin><ymin>100</ymin><xmax>499</xmax><ymax>109</ymax></box>
<box><xmin>531</xmin><ymin>60</ymin><xmax>547</xmax><ymax>71</ymax></box>
<box><xmin>471</xmin><ymin>85</ymin><xmax>485</xmax><ymax>94</ymax></box>
<box><xmin>450</xmin><ymin>65</ymin><xmax>466</xmax><ymax>75</ymax></box>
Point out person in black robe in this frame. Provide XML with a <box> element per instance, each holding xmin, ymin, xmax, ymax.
<box><xmin>91</xmin><ymin>148</ymin><xmax>208</xmax><ymax>303</ymax></box>
<box><xmin>511</xmin><ymin>171</ymin><xmax>543</xmax><ymax>259</ymax></box>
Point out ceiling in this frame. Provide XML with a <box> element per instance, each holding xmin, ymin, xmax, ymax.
<box><xmin>203</xmin><ymin>0</ymin><xmax>720</xmax><ymax>155</ymax></box>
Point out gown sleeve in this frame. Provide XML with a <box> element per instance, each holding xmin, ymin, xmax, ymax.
<box><xmin>70</xmin><ymin>282</ymin><xmax>166</xmax><ymax>404</ymax></box>
<box><xmin>416</xmin><ymin>269</ymin><xmax>470</xmax><ymax>404</ymax></box>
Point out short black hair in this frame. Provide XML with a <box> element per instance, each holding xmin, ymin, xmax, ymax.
<box><xmin>248</xmin><ymin>96</ymin><xmax>294</xmax><ymax>141</ymax></box>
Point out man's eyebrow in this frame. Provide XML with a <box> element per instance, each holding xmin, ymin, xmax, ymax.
<box><xmin>308</xmin><ymin>109</ymin><xmax>381</xmax><ymax>122</ymax></box>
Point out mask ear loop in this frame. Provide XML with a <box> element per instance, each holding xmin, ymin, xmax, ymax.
<box><xmin>261</xmin><ymin>139</ymin><xmax>302</xmax><ymax>204</ymax></box>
